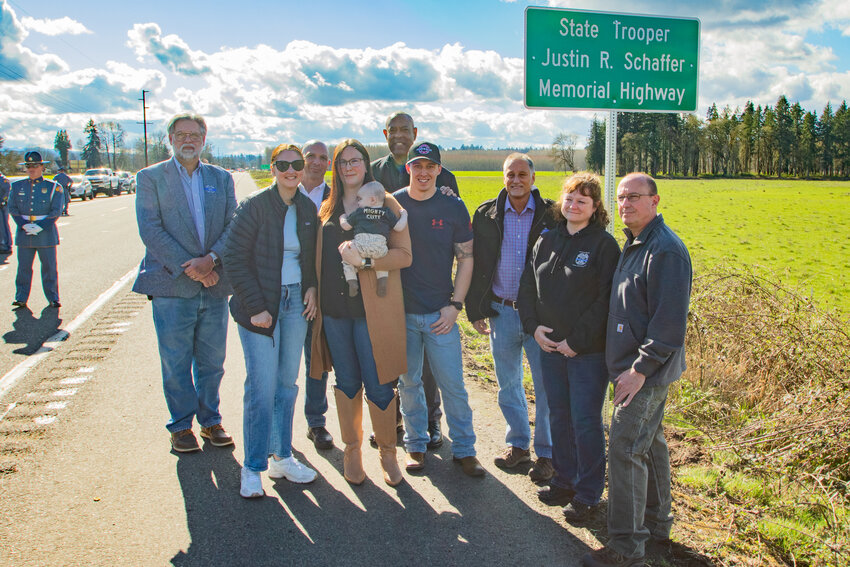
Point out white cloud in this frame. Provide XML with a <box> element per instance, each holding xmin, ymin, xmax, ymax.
<box><xmin>20</xmin><ymin>16</ymin><xmax>92</xmax><ymax>36</ymax></box>
<box><xmin>127</xmin><ymin>22</ymin><xmax>210</xmax><ymax>76</ymax></box>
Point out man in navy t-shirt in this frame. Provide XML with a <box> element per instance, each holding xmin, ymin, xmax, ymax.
<box><xmin>393</xmin><ymin>142</ymin><xmax>484</xmax><ymax>477</ymax></box>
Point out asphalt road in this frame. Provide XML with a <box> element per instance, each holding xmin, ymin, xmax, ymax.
<box><xmin>0</xmin><ymin>172</ymin><xmax>598</xmax><ymax>566</ymax></box>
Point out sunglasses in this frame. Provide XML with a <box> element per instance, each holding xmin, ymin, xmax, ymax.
<box><xmin>274</xmin><ymin>159</ymin><xmax>305</xmax><ymax>171</ymax></box>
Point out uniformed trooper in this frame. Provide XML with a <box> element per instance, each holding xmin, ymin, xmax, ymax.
<box><xmin>53</xmin><ymin>166</ymin><xmax>73</xmax><ymax>216</ymax></box>
<box><xmin>9</xmin><ymin>151</ymin><xmax>64</xmax><ymax>309</ymax></box>
<box><xmin>0</xmin><ymin>171</ymin><xmax>11</xmax><ymax>254</ymax></box>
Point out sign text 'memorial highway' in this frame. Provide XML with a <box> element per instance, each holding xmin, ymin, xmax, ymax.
<box><xmin>525</xmin><ymin>7</ymin><xmax>700</xmax><ymax>112</ymax></box>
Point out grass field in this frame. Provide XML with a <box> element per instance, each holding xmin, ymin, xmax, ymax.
<box><xmin>455</xmin><ymin>172</ymin><xmax>850</xmax><ymax>315</ymax></box>
<box><xmin>252</xmin><ymin>170</ymin><xmax>850</xmax><ymax>314</ymax></box>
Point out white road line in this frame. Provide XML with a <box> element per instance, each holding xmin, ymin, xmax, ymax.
<box><xmin>0</xmin><ymin>267</ymin><xmax>138</xmax><ymax>400</ymax></box>
<box><xmin>112</xmin><ymin>207</ymin><xmax>127</xmax><ymax>211</ymax></box>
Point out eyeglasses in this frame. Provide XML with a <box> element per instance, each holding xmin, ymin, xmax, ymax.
<box><xmin>616</xmin><ymin>193</ymin><xmax>653</xmax><ymax>203</ymax></box>
<box><xmin>274</xmin><ymin>159</ymin><xmax>305</xmax><ymax>171</ymax></box>
<box><xmin>173</xmin><ymin>132</ymin><xmax>203</xmax><ymax>142</ymax></box>
<box><xmin>338</xmin><ymin>157</ymin><xmax>364</xmax><ymax>169</ymax></box>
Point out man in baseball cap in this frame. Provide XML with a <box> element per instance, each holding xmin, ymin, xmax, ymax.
<box><xmin>393</xmin><ymin>141</ymin><xmax>484</xmax><ymax>477</ymax></box>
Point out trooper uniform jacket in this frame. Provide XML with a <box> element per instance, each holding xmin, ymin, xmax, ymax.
<box><xmin>8</xmin><ymin>177</ymin><xmax>63</xmax><ymax>247</ymax></box>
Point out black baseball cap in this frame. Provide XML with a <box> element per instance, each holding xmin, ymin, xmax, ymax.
<box><xmin>406</xmin><ymin>142</ymin><xmax>441</xmax><ymax>167</ymax></box>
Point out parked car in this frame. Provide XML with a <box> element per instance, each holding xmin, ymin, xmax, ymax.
<box><xmin>84</xmin><ymin>168</ymin><xmax>119</xmax><ymax>197</ymax></box>
<box><xmin>69</xmin><ymin>174</ymin><xmax>94</xmax><ymax>200</ymax></box>
<box><xmin>115</xmin><ymin>171</ymin><xmax>136</xmax><ymax>194</ymax></box>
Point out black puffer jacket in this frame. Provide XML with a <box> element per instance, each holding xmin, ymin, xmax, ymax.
<box><xmin>223</xmin><ymin>185</ymin><xmax>318</xmax><ymax>336</ymax></box>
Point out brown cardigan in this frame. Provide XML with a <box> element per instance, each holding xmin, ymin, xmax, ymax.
<box><xmin>309</xmin><ymin>194</ymin><xmax>412</xmax><ymax>384</ymax></box>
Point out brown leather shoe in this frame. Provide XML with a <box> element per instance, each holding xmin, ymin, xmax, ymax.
<box><xmin>529</xmin><ymin>456</ymin><xmax>555</xmax><ymax>482</ymax></box>
<box><xmin>171</xmin><ymin>429</ymin><xmax>200</xmax><ymax>453</ymax></box>
<box><xmin>493</xmin><ymin>446</ymin><xmax>531</xmax><ymax>469</ymax></box>
<box><xmin>200</xmin><ymin>424</ymin><xmax>234</xmax><ymax>447</ymax></box>
<box><xmin>453</xmin><ymin>456</ymin><xmax>485</xmax><ymax>477</ymax></box>
<box><xmin>405</xmin><ymin>451</ymin><xmax>425</xmax><ymax>471</ymax></box>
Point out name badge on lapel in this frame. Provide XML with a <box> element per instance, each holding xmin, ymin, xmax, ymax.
<box><xmin>204</xmin><ymin>185</ymin><xmax>216</xmax><ymax>193</ymax></box>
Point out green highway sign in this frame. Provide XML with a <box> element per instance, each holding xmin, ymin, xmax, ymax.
<box><xmin>525</xmin><ymin>7</ymin><xmax>700</xmax><ymax>112</ymax></box>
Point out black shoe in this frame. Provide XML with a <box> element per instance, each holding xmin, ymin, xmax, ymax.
<box><xmin>562</xmin><ymin>501</ymin><xmax>595</xmax><ymax>523</ymax></box>
<box><xmin>307</xmin><ymin>426</ymin><xmax>334</xmax><ymax>450</ymax></box>
<box><xmin>426</xmin><ymin>420</ymin><xmax>443</xmax><ymax>450</ymax></box>
<box><xmin>537</xmin><ymin>484</ymin><xmax>575</xmax><ymax>505</ymax></box>
<box><xmin>50</xmin><ymin>301</ymin><xmax>61</xmax><ymax>308</ymax></box>
<box><xmin>11</xmin><ymin>301</ymin><xmax>27</xmax><ymax>310</ymax></box>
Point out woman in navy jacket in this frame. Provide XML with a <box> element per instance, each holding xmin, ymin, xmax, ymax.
<box><xmin>224</xmin><ymin>144</ymin><xmax>319</xmax><ymax>498</ymax></box>
<box><xmin>517</xmin><ymin>172</ymin><xmax>619</xmax><ymax>522</ymax></box>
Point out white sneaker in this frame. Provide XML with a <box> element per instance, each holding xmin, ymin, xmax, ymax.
<box><xmin>240</xmin><ymin>467</ymin><xmax>264</xmax><ymax>498</ymax></box>
<box><xmin>268</xmin><ymin>456</ymin><xmax>317</xmax><ymax>484</ymax></box>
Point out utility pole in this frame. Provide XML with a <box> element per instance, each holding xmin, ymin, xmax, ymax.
<box><xmin>138</xmin><ymin>90</ymin><xmax>151</xmax><ymax>167</ymax></box>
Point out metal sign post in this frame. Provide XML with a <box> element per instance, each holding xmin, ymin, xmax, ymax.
<box><xmin>524</xmin><ymin>7</ymin><xmax>700</xmax><ymax>233</ymax></box>
<box><xmin>605</xmin><ymin>110</ymin><xmax>617</xmax><ymax>234</ymax></box>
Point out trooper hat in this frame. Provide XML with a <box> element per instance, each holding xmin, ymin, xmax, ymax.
<box><xmin>406</xmin><ymin>142</ymin><xmax>441</xmax><ymax>167</ymax></box>
<box><xmin>19</xmin><ymin>151</ymin><xmax>50</xmax><ymax>166</ymax></box>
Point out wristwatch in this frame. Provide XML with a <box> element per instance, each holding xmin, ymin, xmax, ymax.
<box><xmin>360</xmin><ymin>257</ymin><xmax>373</xmax><ymax>269</ymax></box>
<box><xmin>449</xmin><ymin>300</ymin><xmax>463</xmax><ymax>311</ymax></box>
<box><xmin>209</xmin><ymin>251</ymin><xmax>221</xmax><ymax>267</ymax></box>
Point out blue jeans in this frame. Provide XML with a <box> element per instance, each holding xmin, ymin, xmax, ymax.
<box><xmin>607</xmin><ymin>383</ymin><xmax>673</xmax><ymax>558</ymax></box>
<box><xmin>540</xmin><ymin>350</ymin><xmax>608</xmax><ymax>505</ymax></box>
<box><xmin>238</xmin><ymin>284</ymin><xmax>307</xmax><ymax>472</ymax></box>
<box><xmin>151</xmin><ymin>290</ymin><xmax>228</xmax><ymax>433</ymax></box>
<box><xmin>15</xmin><ymin>246</ymin><xmax>59</xmax><ymax>302</ymax></box>
<box><xmin>303</xmin><ymin>318</ymin><xmax>329</xmax><ymax>427</ymax></box>
<box><xmin>398</xmin><ymin>312</ymin><xmax>476</xmax><ymax>458</ymax></box>
<box><xmin>489</xmin><ymin>302</ymin><xmax>551</xmax><ymax>458</ymax></box>
<box><xmin>322</xmin><ymin>315</ymin><xmax>394</xmax><ymax>408</ymax></box>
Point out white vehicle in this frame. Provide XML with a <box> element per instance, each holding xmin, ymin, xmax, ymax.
<box><xmin>68</xmin><ymin>174</ymin><xmax>94</xmax><ymax>200</ymax></box>
<box><xmin>115</xmin><ymin>171</ymin><xmax>136</xmax><ymax>194</ymax></box>
<box><xmin>83</xmin><ymin>168</ymin><xmax>119</xmax><ymax>197</ymax></box>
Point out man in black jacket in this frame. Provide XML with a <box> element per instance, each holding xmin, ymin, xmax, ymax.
<box><xmin>583</xmin><ymin>173</ymin><xmax>692</xmax><ymax>567</ymax></box>
<box><xmin>298</xmin><ymin>140</ymin><xmax>333</xmax><ymax>450</ymax></box>
<box><xmin>466</xmin><ymin>153</ymin><xmax>557</xmax><ymax>482</ymax></box>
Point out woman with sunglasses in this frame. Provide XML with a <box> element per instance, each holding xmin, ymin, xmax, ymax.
<box><xmin>517</xmin><ymin>172</ymin><xmax>620</xmax><ymax>522</ymax></box>
<box><xmin>224</xmin><ymin>144</ymin><xmax>319</xmax><ymax>498</ymax></box>
<box><xmin>310</xmin><ymin>139</ymin><xmax>411</xmax><ymax>486</ymax></box>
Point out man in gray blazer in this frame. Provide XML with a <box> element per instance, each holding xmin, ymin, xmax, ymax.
<box><xmin>133</xmin><ymin>113</ymin><xmax>238</xmax><ymax>453</ymax></box>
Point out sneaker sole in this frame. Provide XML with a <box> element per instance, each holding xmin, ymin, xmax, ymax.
<box><xmin>171</xmin><ymin>443</ymin><xmax>201</xmax><ymax>453</ymax></box>
<box><xmin>240</xmin><ymin>489</ymin><xmax>264</xmax><ymax>499</ymax></box>
<box><xmin>268</xmin><ymin>468</ymin><xmax>318</xmax><ymax>483</ymax></box>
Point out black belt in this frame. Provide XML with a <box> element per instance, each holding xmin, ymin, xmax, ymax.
<box><xmin>493</xmin><ymin>296</ymin><xmax>517</xmax><ymax>309</ymax></box>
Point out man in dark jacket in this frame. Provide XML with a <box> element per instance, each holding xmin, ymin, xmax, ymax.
<box><xmin>298</xmin><ymin>140</ymin><xmax>334</xmax><ymax>450</ymax></box>
<box><xmin>466</xmin><ymin>153</ymin><xmax>557</xmax><ymax>482</ymax></box>
<box><xmin>583</xmin><ymin>173</ymin><xmax>692</xmax><ymax>567</ymax></box>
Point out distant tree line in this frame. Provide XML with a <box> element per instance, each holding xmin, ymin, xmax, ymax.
<box><xmin>584</xmin><ymin>95</ymin><xmax>850</xmax><ymax>178</ymax></box>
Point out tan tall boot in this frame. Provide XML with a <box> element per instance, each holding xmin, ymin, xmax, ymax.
<box><xmin>334</xmin><ymin>387</ymin><xmax>366</xmax><ymax>485</ymax></box>
<box><xmin>367</xmin><ymin>397</ymin><xmax>404</xmax><ymax>486</ymax></box>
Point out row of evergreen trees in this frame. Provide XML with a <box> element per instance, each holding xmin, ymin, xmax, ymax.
<box><xmin>584</xmin><ymin>96</ymin><xmax>850</xmax><ymax>178</ymax></box>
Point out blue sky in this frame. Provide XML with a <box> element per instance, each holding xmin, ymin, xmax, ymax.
<box><xmin>1</xmin><ymin>0</ymin><xmax>849</xmax><ymax>155</ymax></box>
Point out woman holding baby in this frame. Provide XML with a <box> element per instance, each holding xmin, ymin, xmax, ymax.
<box><xmin>310</xmin><ymin>139</ymin><xmax>412</xmax><ymax>487</ymax></box>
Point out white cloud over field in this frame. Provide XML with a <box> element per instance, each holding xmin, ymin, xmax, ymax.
<box><xmin>1</xmin><ymin>0</ymin><xmax>849</xmax><ymax>153</ymax></box>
